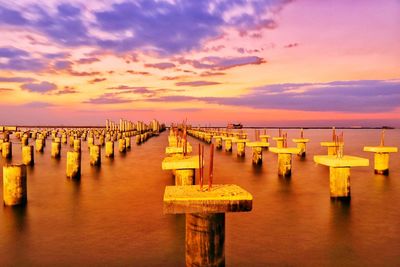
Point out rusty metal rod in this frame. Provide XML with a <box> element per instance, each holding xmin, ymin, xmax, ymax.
<box><xmin>208</xmin><ymin>144</ymin><xmax>214</xmax><ymax>191</ymax></box>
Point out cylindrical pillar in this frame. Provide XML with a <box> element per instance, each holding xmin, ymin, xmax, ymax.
<box><xmin>329</xmin><ymin>167</ymin><xmax>350</xmax><ymax>198</ymax></box>
<box><xmin>135</xmin><ymin>134</ymin><xmax>141</xmax><ymax>145</ymax></box>
<box><xmin>90</xmin><ymin>145</ymin><xmax>101</xmax><ymax>166</ymax></box>
<box><xmin>119</xmin><ymin>138</ymin><xmax>126</xmax><ymax>153</ymax></box>
<box><xmin>374</xmin><ymin>153</ymin><xmax>389</xmax><ymax>175</ymax></box>
<box><xmin>278</xmin><ymin>153</ymin><xmax>292</xmax><ymax>177</ymax></box>
<box><xmin>186</xmin><ymin>213</ymin><xmax>225</xmax><ymax>267</ymax></box>
<box><xmin>61</xmin><ymin>134</ymin><xmax>67</xmax><ymax>144</ymax></box>
<box><xmin>125</xmin><ymin>137</ymin><xmax>131</xmax><ymax>150</ymax></box>
<box><xmin>237</xmin><ymin>142</ymin><xmax>245</xmax><ymax>157</ymax></box>
<box><xmin>3</xmin><ymin>164</ymin><xmax>27</xmax><ymax>206</ymax></box>
<box><xmin>66</xmin><ymin>151</ymin><xmax>81</xmax><ymax>179</ymax></box>
<box><xmin>51</xmin><ymin>139</ymin><xmax>61</xmax><ymax>158</ymax></box>
<box><xmin>327</xmin><ymin>146</ymin><xmax>338</xmax><ymax>156</ymax></box>
<box><xmin>35</xmin><ymin>139</ymin><xmax>44</xmax><ymax>152</ymax></box>
<box><xmin>105</xmin><ymin>141</ymin><xmax>114</xmax><ymax>158</ymax></box>
<box><xmin>88</xmin><ymin>137</ymin><xmax>94</xmax><ymax>148</ymax></box>
<box><xmin>99</xmin><ymin>135</ymin><xmax>105</xmax><ymax>146</ymax></box>
<box><xmin>73</xmin><ymin>139</ymin><xmax>81</xmax><ymax>153</ymax></box>
<box><xmin>22</xmin><ymin>145</ymin><xmax>34</xmax><ymax>165</ymax></box>
<box><xmin>276</xmin><ymin>139</ymin><xmax>284</xmax><ymax>149</ymax></box>
<box><xmin>2</xmin><ymin>141</ymin><xmax>12</xmax><ymax>159</ymax></box>
<box><xmin>224</xmin><ymin>139</ymin><xmax>232</xmax><ymax>152</ymax></box>
<box><xmin>175</xmin><ymin>169</ymin><xmax>195</xmax><ymax>185</ymax></box>
<box><xmin>69</xmin><ymin>136</ymin><xmax>74</xmax><ymax>147</ymax></box>
<box><xmin>252</xmin><ymin>147</ymin><xmax>262</xmax><ymax>165</ymax></box>
<box><xmin>21</xmin><ymin>136</ymin><xmax>28</xmax><ymax>146</ymax></box>
<box><xmin>215</xmin><ymin>138</ymin><xmax>222</xmax><ymax>149</ymax></box>
<box><xmin>296</xmin><ymin>142</ymin><xmax>306</xmax><ymax>157</ymax></box>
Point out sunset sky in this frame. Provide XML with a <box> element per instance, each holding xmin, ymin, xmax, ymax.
<box><xmin>0</xmin><ymin>0</ymin><xmax>399</xmax><ymax>126</ymax></box>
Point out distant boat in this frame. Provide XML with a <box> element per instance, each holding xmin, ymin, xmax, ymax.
<box><xmin>227</xmin><ymin>123</ymin><xmax>243</xmax><ymax>129</ymax></box>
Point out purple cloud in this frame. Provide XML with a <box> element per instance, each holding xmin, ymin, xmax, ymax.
<box><xmin>176</xmin><ymin>56</ymin><xmax>266</xmax><ymax>70</ymax></box>
<box><xmin>0</xmin><ymin>76</ymin><xmax>36</xmax><ymax>83</ymax></box>
<box><xmin>84</xmin><ymin>93</ymin><xmax>132</xmax><ymax>104</ymax></box>
<box><xmin>0</xmin><ymin>1</ymin><xmax>291</xmax><ymax>55</ymax></box>
<box><xmin>143</xmin><ymin>79</ymin><xmax>400</xmax><ymax>113</ymax></box>
<box><xmin>0</xmin><ymin>46</ymin><xmax>46</xmax><ymax>71</ymax></box>
<box><xmin>77</xmin><ymin>57</ymin><xmax>100</xmax><ymax>64</ymax></box>
<box><xmin>54</xmin><ymin>60</ymin><xmax>73</xmax><ymax>70</ymax></box>
<box><xmin>175</xmin><ymin>81</ymin><xmax>220</xmax><ymax>87</ymax></box>
<box><xmin>21</xmin><ymin>81</ymin><xmax>57</xmax><ymax>93</ymax></box>
<box><xmin>284</xmin><ymin>43</ymin><xmax>299</xmax><ymax>48</ymax></box>
<box><xmin>55</xmin><ymin>86</ymin><xmax>78</xmax><ymax>95</ymax></box>
<box><xmin>144</xmin><ymin>62</ymin><xmax>176</xmax><ymax>70</ymax></box>
<box><xmin>0</xmin><ymin>6</ymin><xmax>27</xmax><ymax>25</ymax></box>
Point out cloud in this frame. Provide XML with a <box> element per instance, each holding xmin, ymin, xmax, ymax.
<box><xmin>175</xmin><ymin>81</ymin><xmax>220</xmax><ymax>87</ymax></box>
<box><xmin>126</xmin><ymin>70</ymin><xmax>150</xmax><ymax>75</ymax></box>
<box><xmin>84</xmin><ymin>93</ymin><xmax>132</xmax><ymax>104</ymax></box>
<box><xmin>200</xmin><ymin>71</ymin><xmax>225</xmax><ymax>77</ymax></box>
<box><xmin>88</xmin><ymin>78</ymin><xmax>107</xmax><ymax>84</ymax></box>
<box><xmin>176</xmin><ymin>56</ymin><xmax>266</xmax><ymax>70</ymax></box>
<box><xmin>0</xmin><ymin>1</ymin><xmax>291</xmax><ymax>55</ymax></box>
<box><xmin>54</xmin><ymin>86</ymin><xmax>78</xmax><ymax>95</ymax></box>
<box><xmin>0</xmin><ymin>6</ymin><xmax>28</xmax><ymax>25</ymax></box>
<box><xmin>69</xmin><ymin>70</ymin><xmax>101</xmax><ymax>76</ymax></box>
<box><xmin>143</xmin><ymin>79</ymin><xmax>400</xmax><ymax>113</ymax></box>
<box><xmin>0</xmin><ymin>88</ymin><xmax>13</xmax><ymax>92</ymax></box>
<box><xmin>77</xmin><ymin>57</ymin><xmax>100</xmax><ymax>64</ymax></box>
<box><xmin>21</xmin><ymin>81</ymin><xmax>57</xmax><ymax>93</ymax></box>
<box><xmin>0</xmin><ymin>46</ymin><xmax>45</xmax><ymax>71</ymax></box>
<box><xmin>144</xmin><ymin>62</ymin><xmax>176</xmax><ymax>70</ymax></box>
<box><xmin>0</xmin><ymin>76</ymin><xmax>36</xmax><ymax>83</ymax></box>
<box><xmin>54</xmin><ymin>60</ymin><xmax>73</xmax><ymax>70</ymax></box>
<box><xmin>284</xmin><ymin>43</ymin><xmax>299</xmax><ymax>48</ymax></box>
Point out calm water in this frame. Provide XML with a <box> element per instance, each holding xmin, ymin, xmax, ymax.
<box><xmin>1</xmin><ymin>129</ymin><xmax>400</xmax><ymax>266</ymax></box>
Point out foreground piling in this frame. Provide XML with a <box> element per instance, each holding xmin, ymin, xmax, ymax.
<box><xmin>3</xmin><ymin>164</ymin><xmax>27</xmax><ymax>206</ymax></box>
<box><xmin>163</xmin><ymin>184</ymin><xmax>252</xmax><ymax>266</ymax></box>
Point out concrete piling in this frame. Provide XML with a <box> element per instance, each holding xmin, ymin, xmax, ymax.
<box><xmin>90</xmin><ymin>145</ymin><xmax>101</xmax><ymax>166</ymax></box>
<box><xmin>3</xmin><ymin>164</ymin><xmax>27</xmax><ymax>206</ymax></box>
<box><xmin>66</xmin><ymin>151</ymin><xmax>81</xmax><ymax>179</ymax></box>
<box><xmin>163</xmin><ymin>184</ymin><xmax>252</xmax><ymax>266</ymax></box>
<box><xmin>105</xmin><ymin>141</ymin><xmax>114</xmax><ymax>158</ymax></box>
<box><xmin>2</xmin><ymin>141</ymin><xmax>12</xmax><ymax>159</ymax></box>
<box><xmin>247</xmin><ymin>142</ymin><xmax>270</xmax><ymax>165</ymax></box>
<box><xmin>363</xmin><ymin>131</ymin><xmax>398</xmax><ymax>175</ymax></box>
<box><xmin>51</xmin><ymin>138</ymin><xmax>61</xmax><ymax>158</ymax></box>
<box><xmin>22</xmin><ymin>145</ymin><xmax>34</xmax><ymax>166</ymax></box>
<box><xmin>314</xmin><ymin>155</ymin><xmax>369</xmax><ymax>198</ymax></box>
<box><xmin>119</xmin><ymin>138</ymin><xmax>126</xmax><ymax>153</ymax></box>
<box><xmin>125</xmin><ymin>137</ymin><xmax>131</xmax><ymax>150</ymax></box>
<box><xmin>73</xmin><ymin>139</ymin><xmax>81</xmax><ymax>153</ymax></box>
<box><xmin>35</xmin><ymin>138</ymin><xmax>44</xmax><ymax>152</ymax></box>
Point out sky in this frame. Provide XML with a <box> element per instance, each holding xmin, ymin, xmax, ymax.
<box><xmin>0</xmin><ymin>0</ymin><xmax>399</xmax><ymax>126</ymax></box>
